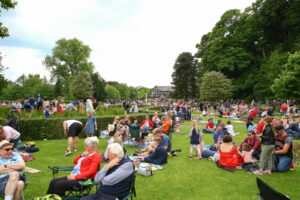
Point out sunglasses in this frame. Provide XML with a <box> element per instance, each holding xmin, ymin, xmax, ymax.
<box><xmin>3</xmin><ymin>148</ymin><xmax>13</xmax><ymax>152</ymax></box>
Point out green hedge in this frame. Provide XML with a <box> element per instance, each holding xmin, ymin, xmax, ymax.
<box><xmin>0</xmin><ymin>114</ymin><xmax>163</xmax><ymax>141</ymax></box>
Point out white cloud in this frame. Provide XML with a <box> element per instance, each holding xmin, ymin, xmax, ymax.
<box><xmin>1</xmin><ymin>46</ymin><xmax>50</xmax><ymax>80</ymax></box>
<box><xmin>1</xmin><ymin>0</ymin><xmax>256</xmax><ymax>87</ymax></box>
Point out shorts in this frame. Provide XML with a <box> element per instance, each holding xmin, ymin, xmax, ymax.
<box><xmin>68</xmin><ymin>123</ymin><xmax>83</xmax><ymax>137</ymax></box>
<box><xmin>0</xmin><ymin>172</ymin><xmax>25</xmax><ymax>195</ymax></box>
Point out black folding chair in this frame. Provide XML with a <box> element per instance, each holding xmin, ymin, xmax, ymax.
<box><xmin>256</xmin><ymin>177</ymin><xmax>290</xmax><ymax>200</ymax></box>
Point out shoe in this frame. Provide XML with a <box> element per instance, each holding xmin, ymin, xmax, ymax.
<box><xmin>263</xmin><ymin>170</ymin><xmax>272</xmax><ymax>175</ymax></box>
<box><xmin>73</xmin><ymin>148</ymin><xmax>77</xmax><ymax>152</ymax></box>
<box><xmin>208</xmin><ymin>156</ymin><xmax>215</xmax><ymax>163</ymax></box>
<box><xmin>174</xmin><ymin>149</ymin><xmax>182</xmax><ymax>152</ymax></box>
<box><xmin>290</xmin><ymin>168</ymin><xmax>295</xmax><ymax>171</ymax></box>
<box><xmin>189</xmin><ymin>156</ymin><xmax>192</xmax><ymax>160</ymax></box>
<box><xmin>172</xmin><ymin>152</ymin><xmax>177</xmax><ymax>157</ymax></box>
<box><xmin>236</xmin><ymin>166</ymin><xmax>242</xmax><ymax>170</ymax></box>
<box><xmin>64</xmin><ymin>150</ymin><xmax>72</xmax><ymax>156</ymax></box>
<box><xmin>253</xmin><ymin>170</ymin><xmax>263</xmax><ymax>175</ymax></box>
<box><xmin>199</xmin><ymin>158</ymin><xmax>204</xmax><ymax>161</ymax></box>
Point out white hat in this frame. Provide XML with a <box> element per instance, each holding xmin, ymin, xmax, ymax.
<box><xmin>0</xmin><ymin>140</ymin><xmax>13</xmax><ymax>149</ymax></box>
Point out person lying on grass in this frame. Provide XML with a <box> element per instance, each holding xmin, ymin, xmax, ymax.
<box><xmin>46</xmin><ymin>137</ymin><xmax>101</xmax><ymax>197</ymax></box>
<box><xmin>134</xmin><ymin>137</ymin><xmax>167</xmax><ymax>165</ymax></box>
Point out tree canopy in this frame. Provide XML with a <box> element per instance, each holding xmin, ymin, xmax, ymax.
<box><xmin>171</xmin><ymin>52</ymin><xmax>199</xmax><ymax>100</ymax></box>
<box><xmin>200</xmin><ymin>71</ymin><xmax>233</xmax><ymax>102</ymax></box>
<box><xmin>70</xmin><ymin>71</ymin><xmax>93</xmax><ymax>99</ymax></box>
<box><xmin>43</xmin><ymin>38</ymin><xmax>94</xmax><ymax>80</ymax></box>
<box><xmin>0</xmin><ymin>0</ymin><xmax>17</xmax><ymax>38</ymax></box>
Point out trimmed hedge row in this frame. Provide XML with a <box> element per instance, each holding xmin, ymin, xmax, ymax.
<box><xmin>0</xmin><ymin>113</ymin><xmax>163</xmax><ymax>141</ymax></box>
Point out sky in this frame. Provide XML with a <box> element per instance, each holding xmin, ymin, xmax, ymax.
<box><xmin>0</xmin><ymin>0</ymin><xmax>256</xmax><ymax>88</ymax></box>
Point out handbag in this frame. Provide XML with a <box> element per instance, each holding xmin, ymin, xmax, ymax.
<box><xmin>137</xmin><ymin>163</ymin><xmax>153</xmax><ymax>176</ymax></box>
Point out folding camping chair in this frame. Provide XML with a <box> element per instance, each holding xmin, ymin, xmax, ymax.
<box><xmin>0</xmin><ymin>167</ymin><xmax>40</xmax><ymax>200</ymax></box>
<box><xmin>122</xmin><ymin>174</ymin><xmax>136</xmax><ymax>200</ymax></box>
<box><xmin>128</xmin><ymin>125</ymin><xmax>141</xmax><ymax>145</ymax></box>
<box><xmin>48</xmin><ymin>166</ymin><xmax>99</xmax><ymax>200</ymax></box>
<box><xmin>256</xmin><ymin>177</ymin><xmax>290</xmax><ymax>200</ymax></box>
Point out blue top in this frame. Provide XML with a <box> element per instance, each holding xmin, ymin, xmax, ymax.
<box><xmin>144</xmin><ymin>145</ymin><xmax>167</xmax><ymax>165</ymax></box>
<box><xmin>162</xmin><ymin>134</ymin><xmax>172</xmax><ymax>152</ymax></box>
<box><xmin>86</xmin><ymin>116</ymin><xmax>96</xmax><ymax>133</ymax></box>
<box><xmin>213</xmin><ymin>130</ymin><xmax>225</xmax><ymax>144</ymax></box>
<box><xmin>188</xmin><ymin>128</ymin><xmax>202</xmax><ymax>145</ymax></box>
<box><xmin>45</xmin><ymin>109</ymin><xmax>50</xmax><ymax>118</ymax></box>
<box><xmin>0</xmin><ymin>152</ymin><xmax>23</xmax><ymax>179</ymax></box>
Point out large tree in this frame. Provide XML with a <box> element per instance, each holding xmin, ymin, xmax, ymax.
<box><xmin>0</xmin><ymin>0</ymin><xmax>17</xmax><ymax>38</ymax></box>
<box><xmin>70</xmin><ymin>71</ymin><xmax>93</xmax><ymax>99</ymax></box>
<box><xmin>91</xmin><ymin>72</ymin><xmax>106</xmax><ymax>101</ymax></box>
<box><xmin>200</xmin><ymin>71</ymin><xmax>233</xmax><ymax>102</ymax></box>
<box><xmin>271</xmin><ymin>51</ymin><xmax>300</xmax><ymax>99</ymax></box>
<box><xmin>43</xmin><ymin>38</ymin><xmax>94</xmax><ymax>80</ymax></box>
<box><xmin>171</xmin><ymin>52</ymin><xmax>199</xmax><ymax>100</ymax></box>
<box><xmin>105</xmin><ymin>85</ymin><xmax>120</xmax><ymax>99</ymax></box>
<box><xmin>195</xmin><ymin>0</ymin><xmax>300</xmax><ymax>99</ymax></box>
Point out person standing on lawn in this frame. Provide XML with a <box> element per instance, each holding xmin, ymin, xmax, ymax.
<box><xmin>84</xmin><ymin>111</ymin><xmax>97</xmax><ymax>137</ymax></box>
<box><xmin>187</xmin><ymin>120</ymin><xmax>203</xmax><ymax>160</ymax></box>
<box><xmin>254</xmin><ymin>116</ymin><xmax>275</xmax><ymax>175</ymax></box>
<box><xmin>63</xmin><ymin>120</ymin><xmax>83</xmax><ymax>156</ymax></box>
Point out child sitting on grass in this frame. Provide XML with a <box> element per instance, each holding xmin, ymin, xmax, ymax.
<box><xmin>187</xmin><ymin>120</ymin><xmax>203</xmax><ymax>160</ymax></box>
<box><xmin>241</xmin><ymin>143</ymin><xmax>253</xmax><ymax>167</ymax></box>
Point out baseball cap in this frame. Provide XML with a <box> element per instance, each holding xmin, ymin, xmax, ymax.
<box><xmin>0</xmin><ymin>140</ymin><xmax>13</xmax><ymax>149</ymax></box>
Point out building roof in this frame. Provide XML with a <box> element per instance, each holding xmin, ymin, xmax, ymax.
<box><xmin>152</xmin><ymin>86</ymin><xmax>174</xmax><ymax>92</ymax></box>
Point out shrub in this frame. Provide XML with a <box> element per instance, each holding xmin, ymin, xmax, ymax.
<box><xmin>0</xmin><ymin>113</ymin><xmax>163</xmax><ymax>140</ymax></box>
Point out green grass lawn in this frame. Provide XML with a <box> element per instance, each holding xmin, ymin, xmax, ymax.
<box><xmin>22</xmin><ymin>119</ymin><xmax>300</xmax><ymax>199</ymax></box>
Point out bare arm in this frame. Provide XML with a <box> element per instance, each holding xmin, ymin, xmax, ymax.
<box><xmin>0</xmin><ymin>161</ymin><xmax>25</xmax><ymax>174</ymax></box>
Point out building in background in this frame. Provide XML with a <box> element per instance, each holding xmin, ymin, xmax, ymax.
<box><xmin>151</xmin><ymin>86</ymin><xmax>174</xmax><ymax>98</ymax></box>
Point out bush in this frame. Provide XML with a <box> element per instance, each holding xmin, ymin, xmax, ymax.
<box><xmin>0</xmin><ymin>113</ymin><xmax>163</xmax><ymax>140</ymax></box>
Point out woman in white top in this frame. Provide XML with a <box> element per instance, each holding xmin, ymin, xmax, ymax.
<box><xmin>0</xmin><ymin>125</ymin><xmax>21</xmax><ymax>150</ymax></box>
<box><xmin>225</xmin><ymin>121</ymin><xmax>239</xmax><ymax>136</ymax></box>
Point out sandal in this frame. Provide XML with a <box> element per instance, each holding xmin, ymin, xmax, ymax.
<box><xmin>64</xmin><ymin>150</ymin><xmax>72</xmax><ymax>156</ymax></box>
<box><xmin>73</xmin><ymin>148</ymin><xmax>77</xmax><ymax>152</ymax></box>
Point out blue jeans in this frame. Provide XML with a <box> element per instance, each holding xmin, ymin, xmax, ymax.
<box><xmin>286</xmin><ymin>130</ymin><xmax>300</xmax><ymax>139</ymax></box>
<box><xmin>142</xmin><ymin>126</ymin><xmax>150</xmax><ymax>133</ymax></box>
<box><xmin>11</xmin><ymin>137</ymin><xmax>20</xmax><ymax>149</ymax></box>
<box><xmin>281</xmin><ymin>110</ymin><xmax>286</xmax><ymax>116</ymax></box>
<box><xmin>203</xmin><ymin>129</ymin><xmax>214</xmax><ymax>134</ymax></box>
<box><xmin>276</xmin><ymin>155</ymin><xmax>292</xmax><ymax>172</ymax></box>
<box><xmin>202</xmin><ymin>150</ymin><xmax>216</xmax><ymax>158</ymax></box>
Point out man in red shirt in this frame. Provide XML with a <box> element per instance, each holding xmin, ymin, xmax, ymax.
<box><xmin>203</xmin><ymin>118</ymin><xmax>215</xmax><ymax>134</ymax></box>
<box><xmin>239</xmin><ymin>130</ymin><xmax>261</xmax><ymax>159</ymax></box>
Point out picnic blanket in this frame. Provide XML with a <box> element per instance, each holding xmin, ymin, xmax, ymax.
<box><xmin>129</xmin><ymin>156</ymin><xmax>164</xmax><ymax>171</ymax></box>
<box><xmin>19</xmin><ymin>151</ymin><xmax>35</xmax><ymax>162</ymax></box>
<box><xmin>172</xmin><ymin>131</ymin><xmax>188</xmax><ymax>135</ymax></box>
<box><xmin>123</xmin><ymin>141</ymin><xmax>148</xmax><ymax>148</ymax></box>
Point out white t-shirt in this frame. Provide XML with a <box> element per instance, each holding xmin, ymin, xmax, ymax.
<box><xmin>66</xmin><ymin>120</ymin><xmax>82</xmax><ymax>129</ymax></box>
<box><xmin>3</xmin><ymin>126</ymin><xmax>20</xmax><ymax>139</ymax></box>
<box><xmin>225</xmin><ymin>125</ymin><xmax>234</xmax><ymax>135</ymax></box>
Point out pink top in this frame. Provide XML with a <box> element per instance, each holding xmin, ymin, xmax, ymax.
<box><xmin>242</xmin><ymin>150</ymin><xmax>252</xmax><ymax>163</ymax></box>
<box><xmin>3</xmin><ymin>126</ymin><xmax>20</xmax><ymax>139</ymax></box>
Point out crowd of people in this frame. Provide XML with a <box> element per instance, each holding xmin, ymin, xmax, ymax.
<box><xmin>0</xmin><ymin>97</ymin><xmax>299</xmax><ymax>199</ymax></box>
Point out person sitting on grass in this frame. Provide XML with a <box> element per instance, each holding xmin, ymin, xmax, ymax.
<box><xmin>218</xmin><ymin>135</ymin><xmax>243</xmax><ymax>170</ymax></box>
<box><xmin>187</xmin><ymin>120</ymin><xmax>203</xmax><ymax>160</ymax></box>
<box><xmin>140</xmin><ymin>115</ymin><xmax>154</xmax><ymax>144</ymax></box>
<box><xmin>154</xmin><ymin>129</ymin><xmax>172</xmax><ymax>153</ymax></box>
<box><xmin>83</xmin><ymin>143</ymin><xmax>134</xmax><ymax>200</ymax></box>
<box><xmin>203</xmin><ymin>118</ymin><xmax>215</xmax><ymax>134</ymax></box>
<box><xmin>225</xmin><ymin>121</ymin><xmax>239</xmax><ymax>136</ymax></box>
<box><xmin>274</xmin><ymin>125</ymin><xmax>293</xmax><ymax>172</ymax></box>
<box><xmin>213</xmin><ymin>126</ymin><xmax>225</xmax><ymax>145</ymax></box>
<box><xmin>47</xmin><ymin>137</ymin><xmax>101</xmax><ymax>197</ymax></box>
<box><xmin>159</xmin><ymin>115</ymin><xmax>172</xmax><ymax>134</ymax></box>
<box><xmin>135</xmin><ymin>137</ymin><xmax>167</xmax><ymax>165</ymax></box>
<box><xmin>239</xmin><ymin>130</ymin><xmax>261</xmax><ymax>160</ymax></box>
<box><xmin>63</xmin><ymin>120</ymin><xmax>83</xmax><ymax>156</ymax></box>
<box><xmin>138</xmin><ymin>142</ymin><xmax>157</xmax><ymax>157</ymax></box>
<box><xmin>0</xmin><ymin>140</ymin><xmax>26</xmax><ymax>200</ymax></box>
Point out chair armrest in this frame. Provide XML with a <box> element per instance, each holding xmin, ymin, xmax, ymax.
<box><xmin>78</xmin><ymin>179</ymin><xmax>100</xmax><ymax>186</ymax></box>
<box><xmin>48</xmin><ymin>166</ymin><xmax>74</xmax><ymax>178</ymax></box>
